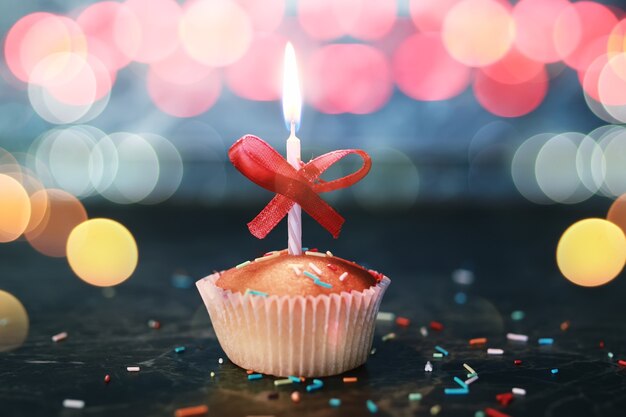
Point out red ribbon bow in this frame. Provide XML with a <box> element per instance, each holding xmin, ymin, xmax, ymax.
<box><xmin>229</xmin><ymin>135</ymin><xmax>371</xmax><ymax>239</ymax></box>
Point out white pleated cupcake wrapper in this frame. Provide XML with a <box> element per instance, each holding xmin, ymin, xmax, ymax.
<box><xmin>197</xmin><ymin>272</ymin><xmax>390</xmax><ymax>377</ymax></box>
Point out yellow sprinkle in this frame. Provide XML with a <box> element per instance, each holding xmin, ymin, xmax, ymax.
<box><xmin>326</xmin><ymin>251</ymin><xmax>333</xmax><ymax>257</ymax></box>
<box><xmin>462</xmin><ymin>363</ymin><xmax>477</xmax><ymax>375</ymax></box>
<box><xmin>255</xmin><ymin>252</ymin><xmax>280</xmax><ymax>262</ymax></box>
<box><xmin>305</xmin><ymin>251</ymin><xmax>326</xmax><ymax>258</ymax></box>
<box><xmin>236</xmin><ymin>261</ymin><xmax>251</xmax><ymax>269</ymax></box>
<box><xmin>274</xmin><ymin>378</ymin><xmax>293</xmax><ymax>386</ymax></box>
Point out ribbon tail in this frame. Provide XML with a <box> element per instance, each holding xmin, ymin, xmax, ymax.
<box><xmin>248</xmin><ymin>195</ymin><xmax>294</xmax><ymax>239</ymax></box>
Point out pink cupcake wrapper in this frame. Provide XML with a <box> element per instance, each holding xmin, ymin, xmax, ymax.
<box><xmin>196</xmin><ymin>272</ymin><xmax>390</xmax><ymax>377</ymax></box>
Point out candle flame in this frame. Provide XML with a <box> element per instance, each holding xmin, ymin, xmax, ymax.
<box><xmin>282</xmin><ymin>42</ymin><xmax>302</xmax><ymax>132</ymax></box>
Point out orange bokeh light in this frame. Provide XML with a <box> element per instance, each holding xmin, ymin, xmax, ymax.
<box><xmin>0</xmin><ymin>174</ymin><xmax>31</xmax><ymax>243</ymax></box>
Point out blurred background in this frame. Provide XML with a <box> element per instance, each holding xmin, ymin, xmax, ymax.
<box><xmin>1</xmin><ymin>0</ymin><xmax>626</xmax><ymax>214</ymax></box>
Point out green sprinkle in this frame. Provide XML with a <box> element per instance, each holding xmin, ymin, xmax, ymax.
<box><xmin>248</xmin><ymin>373</ymin><xmax>263</xmax><ymax>380</ymax></box>
<box><xmin>366</xmin><ymin>399</ymin><xmax>378</xmax><ymax>414</ymax></box>
<box><xmin>467</xmin><ymin>373</ymin><xmax>477</xmax><ymax>378</ymax></box>
<box><xmin>435</xmin><ymin>345</ymin><xmax>449</xmax><ymax>356</ymax></box>
<box><xmin>236</xmin><ymin>260</ymin><xmax>251</xmax><ymax>269</ymax></box>
<box><xmin>245</xmin><ymin>289</ymin><xmax>268</xmax><ymax>297</ymax></box>
<box><xmin>303</xmin><ymin>271</ymin><xmax>319</xmax><ymax>281</ymax></box>
<box><xmin>433</xmin><ymin>352</ymin><xmax>444</xmax><ymax>358</ymax></box>
<box><xmin>609</xmin><ymin>352</ymin><xmax>614</xmax><ymax>359</ymax></box>
<box><xmin>274</xmin><ymin>378</ymin><xmax>293</xmax><ymax>386</ymax></box>
<box><xmin>174</xmin><ymin>346</ymin><xmax>186</xmax><ymax>353</ymax></box>
<box><xmin>408</xmin><ymin>393</ymin><xmax>422</xmax><ymax>401</ymax></box>
<box><xmin>329</xmin><ymin>398</ymin><xmax>341</xmax><ymax>407</ymax></box>
<box><xmin>511</xmin><ymin>310</ymin><xmax>525</xmax><ymax>321</ymax></box>
<box><xmin>382</xmin><ymin>333</ymin><xmax>396</xmax><ymax>342</ymax></box>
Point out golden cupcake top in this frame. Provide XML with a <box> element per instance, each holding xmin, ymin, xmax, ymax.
<box><xmin>216</xmin><ymin>249</ymin><xmax>382</xmax><ymax>297</ymax></box>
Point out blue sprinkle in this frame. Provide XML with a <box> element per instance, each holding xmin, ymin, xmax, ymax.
<box><xmin>288</xmin><ymin>376</ymin><xmax>301</xmax><ymax>383</ymax></box>
<box><xmin>314</xmin><ymin>279</ymin><xmax>333</xmax><ymax>289</ymax></box>
<box><xmin>248</xmin><ymin>373</ymin><xmax>263</xmax><ymax>380</ymax></box>
<box><xmin>445</xmin><ymin>387</ymin><xmax>469</xmax><ymax>395</ymax></box>
<box><xmin>246</xmin><ymin>289</ymin><xmax>269</xmax><ymax>297</ymax></box>
<box><xmin>453</xmin><ymin>376</ymin><xmax>468</xmax><ymax>389</ymax></box>
<box><xmin>306</xmin><ymin>379</ymin><xmax>324</xmax><ymax>392</ymax></box>
<box><xmin>454</xmin><ymin>292</ymin><xmax>467</xmax><ymax>304</ymax></box>
<box><xmin>174</xmin><ymin>346</ymin><xmax>186</xmax><ymax>353</ymax></box>
<box><xmin>302</xmin><ymin>247</ymin><xmax>309</xmax><ymax>251</ymax></box>
<box><xmin>303</xmin><ymin>271</ymin><xmax>319</xmax><ymax>281</ymax></box>
<box><xmin>329</xmin><ymin>398</ymin><xmax>341</xmax><ymax>407</ymax></box>
<box><xmin>366</xmin><ymin>400</ymin><xmax>378</xmax><ymax>414</ymax></box>
<box><xmin>539</xmin><ymin>338</ymin><xmax>554</xmax><ymax>345</ymax></box>
<box><xmin>435</xmin><ymin>345</ymin><xmax>449</xmax><ymax>356</ymax></box>
<box><xmin>551</xmin><ymin>368</ymin><xmax>559</xmax><ymax>375</ymax></box>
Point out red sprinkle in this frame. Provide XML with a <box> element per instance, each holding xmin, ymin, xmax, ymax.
<box><xmin>485</xmin><ymin>408</ymin><xmax>512</xmax><ymax>417</ymax></box>
<box><xmin>326</xmin><ymin>264</ymin><xmax>338</xmax><ymax>272</ymax></box>
<box><xmin>104</xmin><ymin>374</ymin><xmax>111</xmax><ymax>383</ymax></box>
<box><xmin>618</xmin><ymin>360</ymin><xmax>626</xmax><ymax>367</ymax></box>
<box><xmin>396</xmin><ymin>317</ymin><xmax>411</xmax><ymax>327</ymax></box>
<box><xmin>496</xmin><ymin>392</ymin><xmax>514</xmax><ymax>406</ymax></box>
<box><xmin>246</xmin><ymin>370</ymin><xmax>254</xmax><ymax>374</ymax></box>
<box><xmin>369</xmin><ymin>270</ymin><xmax>384</xmax><ymax>282</ymax></box>
<box><xmin>599</xmin><ymin>340</ymin><xmax>605</xmax><ymax>349</ymax></box>
<box><xmin>309</xmin><ymin>248</ymin><xmax>319</xmax><ymax>252</ymax></box>
<box><xmin>430</xmin><ymin>321</ymin><xmax>444</xmax><ymax>331</ymax></box>
<box><xmin>514</xmin><ymin>359</ymin><xmax>522</xmax><ymax>366</ymax></box>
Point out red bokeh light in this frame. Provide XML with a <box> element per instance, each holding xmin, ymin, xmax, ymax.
<box><xmin>237</xmin><ymin>0</ymin><xmax>285</xmax><ymax>32</ymax></box>
<box><xmin>598</xmin><ymin>53</ymin><xmax>626</xmax><ymax>106</ymax></box>
<box><xmin>150</xmin><ymin>47</ymin><xmax>213</xmax><ymax>86</ymax></box>
<box><xmin>481</xmin><ymin>47</ymin><xmax>544</xmax><ymax>85</ymax></box>
<box><xmin>393</xmin><ymin>32</ymin><xmax>471</xmax><ymax>101</ymax></box>
<box><xmin>298</xmin><ymin>0</ymin><xmax>343</xmax><ymax>40</ymax></box>
<box><xmin>306</xmin><ymin>44</ymin><xmax>392</xmax><ymax>114</ymax></box>
<box><xmin>146</xmin><ymin>68</ymin><xmax>221</xmax><ymax>118</ymax></box>
<box><xmin>473</xmin><ymin>67</ymin><xmax>548</xmax><ymax>117</ymax></box>
<box><xmin>513</xmin><ymin>0</ymin><xmax>571</xmax><ymax>64</ymax></box>
<box><xmin>224</xmin><ymin>33</ymin><xmax>285</xmax><ymax>101</ymax></box>
<box><xmin>409</xmin><ymin>0</ymin><xmax>460</xmax><ymax>33</ymax></box>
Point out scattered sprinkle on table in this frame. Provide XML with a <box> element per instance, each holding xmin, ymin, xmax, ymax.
<box><xmin>248</xmin><ymin>373</ymin><xmax>263</xmax><ymax>380</ymax></box>
<box><xmin>104</xmin><ymin>374</ymin><xmax>111</xmax><ymax>384</ymax></box>
<box><xmin>274</xmin><ymin>378</ymin><xmax>292</xmax><ymax>386</ymax></box>
<box><xmin>174</xmin><ymin>405</ymin><xmax>209</xmax><ymax>417</ymax></box>
<box><xmin>210</xmin><ymin>372</ymin><xmax>215</xmax><ymax>378</ymax></box>
<box><xmin>408</xmin><ymin>392</ymin><xmax>422</xmax><ymax>401</ymax></box>
<box><xmin>291</xmin><ymin>391</ymin><xmax>300</xmax><ymax>403</ymax></box>
<box><xmin>148</xmin><ymin>319</ymin><xmax>161</xmax><ymax>329</ymax></box>
<box><xmin>496</xmin><ymin>392</ymin><xmax>514</xmax><ymax>406</ymax></box>
<box><xmin>433</xmin><ymin>352</ymin><xmax>444</xmax><ymax>358</ymax></box>
<box><xmin>560</xmin><ymin>320</ymin><xmax>570</xmax><ymax>331</ymax></box>
<box><xmin>425</xmin><ymin>361</ymin><xmax>433</xmax><ymax>372</ymax></box>
<box><xmin>370</xmin><ymin>347</ymin><xmax>377</xmax><ymax>355</ymax></box>
<box><xmin>396</xmin><ymin>317</ymin><xmax>410</xmax><ymax>327</ymax></box>
<box><xmin>435</xmin><ymin>345</ymin><xmax>449</xmax><ymax>356</ymax></box>
<box><xmin>485</xmin><ymin>407</ymin><xmax>512</xmax><ymax>417</ymax></box>
<box><xmin>487</xmin><ymin>348</ymin><xmax>504</xmax><ymax>355</ymax></box>
<box><xmin>538</xmin><ymin>338</ymin><xmax>554</xmax><ymax>345</ymax></box>
<box><xmin>52</xmin><ymin>332</ymin><xmax>68</xmax><ymax>342</ymax></box>
<box><xmin>430</xmin><ymin>404</ymin><xmax>442</xmax><ymax>415</ymax></box>
<box><xmin>514</xmin><ymin>359</ymin><xmax>522</xmax><ymax>366</ymax></box>
<box><xmin>306</xmin><ymin>379</ymin><xmax>324</xmax><ymax>392</ymax></box>
<box><xmin>463</xmin><ymin>363</ymin><xmax>477</xmax><ymax>375</ymax></box>
<box><xmin>551</xmin><ymin>368</ymin><xmax>559</xmax><ymax>374</ymax></box>
<box><xmin>174</xmin><ymin>346</ymin><xmax>186</xmax><ymax>354</ymax></box>
<box><xmin>343</xmin><ymin>377</ymin><xmax>357</xmax><ymax>383</ymax></box>
<box><xmin>127</xmin><ymin>366</ymin><xmax>140</xmax><ymax>372</ymax></box>
<box><xmin>608</xmin><ymin>352</ymin><xmax>614</xmax><ymax>359</ymax></box>
<box><xmin>420</xmin><ymin>326</ymin><xmax>428</xmax><ymax>337</ymax></box>
<box><xmin>63</xmin><ymin>399</ymin><xmax>85</xmax><ymax>409</ymax></box>
<box><xmin>469</xmin><ymin>337</ymin><xmax>487</xmax><ymax>345</ymax></box>
<box><xmin>512</xmin><ymin>387</ymin><xmax>526</xmax><ymax>396</ymax></box>
<box><xmin>366</xmin><ymin>399</ymin><xmax>378</xmax><ymax>413</ymax></box>
<box><xmin>618</xmin><ymin>359</ymin><xmax>626</xmax><ymax>367</ymax></box>
<box><xmin>511</xmin><ymin>310</ymin><xmax>525</xmax><ymax>321</ymax></box>
<box><xmin>506</xmin><ymin>333</ymin><xmax>528</xmax><ymax>342</ymax></box>
<box><xmin>430</xmin><ymin>321</ymin><xmax>444</xmax><ymax>331</ymax></box>
<box><xmin>465</xmin><ymin>375</ymin><xmax>479</xmax><ymax>385</ymax></box>
<box><xmin>288</xmin><ymin>376</ymin><xmax>301</xmax><ymax>383</ymax></box>
<box><xmin>382</xmin><ymin>333</ymin><xmax>396</xmax><ymax>342</ymax></box>
<box><xmin>339</xmin><ymin>272</ymin><xmax>348</xmax><ymax>282</ymax></box>
<box><xmin>376</xmin><ymin>312</ymin><xmax>395</xmax><ymax>321</ymax></box>
<box><xmin>218</xmin><ymin>358</ymin><xmax>224</xmax><ymax>364</ymax></box>
<box><xmin>329</xmin><ymin>398</ymin><xmax>341</xmax><ymax>407</ymax></box>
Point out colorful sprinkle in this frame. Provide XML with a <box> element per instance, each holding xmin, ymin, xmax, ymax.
<box><xmin>329</xmin><ymin>398</ymin><xmax>341</xmax><ymax>407</ymax></box>
<box><xmin>291</xmin><ymin>391</ymin><xmax>300</xmax><ymax>403</ymax></box>
<box><xmin>218</xmin><ymin>358</ymin><xmax>224</xmax><ymax>364</ymax></box>
<box><xmin>506</xmin><ymin>333</ymin><xmax>528</xmax><ymax>342</ymax></box>
<box><xmin>326</xmin><ymin>264</ymin><xmax>338</xmax><ymax>272</ymax></box>
<box><xmin>444</xmin><ymin>387</ymin><xmax>469</xmax><ymax>395</ymax></box>
<box><xmin>314</xmin><ymin>279</ymin><xmax>332</xmax><ymax>289</ymax></box>
<box><xmin>514</xmin><ymin>359</ymin><xmax>522</xmax><ymax>366</ymax></box>
<box><xmin>512</xmin><ymin>387</ymin><xmax>526</xmax><ymax>396</ymax></box>
<box><xmin>245</xmin><ymin>289</ymin><xmax>269</xmax><ymax>297</ymax></box>
<box><xmin>485</xmin><ymin>408</ymin><xmax>512</xmax><ymax>417</ymax></box>
<box><xmin>303</xmin><ymin>271</ymin><xmax>319</xmax><ymax>281</ymax></box>
<box><xmin>210</xmin><ymin>372</ymin><xmax>215</xmax><ymax>378</ymax></box>
<box><xmin>609</xmin><ymin>352</ymin><xmax>614</xmax><ymax>359</ymax></box>
<box><xmin>433</xmin><ymin>352</ymin><xmax>444</xmax><ymax>358</ymax></box>
<box><xmin>127</xmin><ymin>366</ymin><xmax>140</xmax><ymax>372</ymax></box>
<box><xmin>511</xmin><ymin>310</ymin><xmax>525</xmax><ymax>321</ymax></box>
<box><xmin>618</xmin><ymin>360</ymin><xmax>626</xmax><ymax>367</ymax></box>
<box><xmin>174</xmin><ymin>405</ymin><xmax>209</xmax><ymax>417</ymax></box>
<box><xmin>435</xmin><ymin>345</ymin><xmax>449</xmax><ymax>356</ymax></box>
<box><xmin>454</xmin><ymin>376</ymin><xmax>468</xmax><ymax>389</ymax></box>
<box><xmin>487</xmin><ymin>348</ymin><xmax>504</xmax><ymax>355</ymax></box>
<box><xmin>376</xmin><ymin>312</ymin><xmax>396</xmax><ymax>321</ymax></box>
<box><xmin>396</xmin><ymin>317</ymin><xmax>411</xmax><ymax>327</ymax></box>
<box><xmin>148</xmin><ymin>319</ymin><xmax>161</xmax><ymax>329</ymax></box>
<box><xmin>475</xmin><ymin>412</ymin><xmax>486</xmax><ymax>417</ymax></box>
<box><xmin>343</xmin><ymin>377</ymin><xmax>358</xmax><ymax>383</ymax></box>
<box><xmin>465</xmin><ymin>375</ymin><xmax>479</xmax><ymax>385</ymax></box>
<box><xmin>309</xmin><ymin>262</ymin><xmax>322</xmax><ymax>274</ymax></box>
<box><xmin>248</xmin><ymin>373</ymin><xmax>263</xmax><ymax>380</ymax></box>
<box><xmin>255</xmin><ymin>252</ymin><xmax>279</xmax><ymax>262</ymax></box>
<box><xmin>551</xmin><ymin>368</ymin><xmax>559</xmax><ymax>374</ymax></box>
<box><xmin>496</xmin><ymin>392</ymin><xmax>514</xmax><ymax>406</ymax></box>
<box><xmin>560</xmin><ymin>320</ymin><xmax>570</xmax><ymax>331</ymax></box>
<box><xmin>420</xmin><ymin>326</ymin><xmax>428</xmax><ymax>337</ymax></box>
<box><xmin>408</xmin><ymin>393</ymin><xmax>423</xmax><ymax>401</ymax></box>
<box><xmin>326</xmin><ymin>250</ymin><xmax>334</xmax><ymax>257</ymax></box>
<box><xmin>174</xmin><ymin>346</ymin><xmax>186</xmax><ymax>353</ymax></box>
<box><xmin>104</xmin><ymin>374</ymin><xmax>111</xmax><ymax>384</ymax></box>
<box><xmin>469</xmin><ymin>337</ymin><xmax>487</xmax><ymax>345</ymax></box>
<box><xmin>463</xmin><ymin>363</ymin><xmax>477</xmax><ymax>375</ymax></box>
<box><xmin>305</xmin><ymin>251</ymin><xmax>326</xmax><ymax>258</ymax></box>
<box><xmin>430</xmin><ymin>404</ymin><xmax>442</xmax><ymax>415</ymax></box>
<box><xmin>306</xmin><ymin>379</ymin><xmax>324</xmax><ymax>392</ymax></box>
<box><xmin>370</xmin><ymin>347</ymin><xmax>377</xmax><ymax>355</ymax></box>
<box><xmin>424</xmin><ymin>361</ymin><xmax>433</xmax><ymax>372</ymax></box>
<box><xmin>290</xmin><ymin>265</ymin><xmax>302</xmax><ymax>275</ymax></box>
<box><xmin>274</xmin><ymin>378</ymin><xmax>293</xmax><ymax>386</ymax></box>
<box><xmin>288</xmin><ymin>375</ymin><xmax>301</xmax><ymax>383</ymax></box>
<box><xmin>366</xmin><ymin>399</ymin><xmax>378</xmax><ymax>413</ymax></box>
<box><xmin>382</xmin><ymin>333</ymin><xmax>396</xmax><ymax>342</ymax></box>
<box><xmin>63</xmin><ymin>399</ymin><xmax>85</xmax><ymax>409</ymax></box>
<box><xmin>430</xmin><ymin>321</ymin><xmax>444</xmax><ymax>331</ymax></box>
<box><xmin>52</xmin><ymin>331</ymin><xmax>68</xmax><ymax>342</ymax></box>
<box><xmin>538</xmin><ymin>338</ymin><xmax>554</xmax><ymax>345</ymax></box>
<box><xmin>339</xmin><ymin>272</ymin><xmax>348</xmax><ymax>282</ymax></box>
<box><xmin>236</xmin><ymin>260</ymin><xmax>251</xmax><ymax>269</ymax></box>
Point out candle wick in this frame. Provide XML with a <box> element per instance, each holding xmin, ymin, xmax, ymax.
<box><xmin>290</xmin><ymin>120</ymin><xmax>296</xmax><ymax>137</ymax></box>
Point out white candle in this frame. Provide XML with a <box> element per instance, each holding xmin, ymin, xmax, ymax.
<box><xmin>283</xmin><ymin>42</ymin><xmax>302</xmax><ymax>255</ymax></box>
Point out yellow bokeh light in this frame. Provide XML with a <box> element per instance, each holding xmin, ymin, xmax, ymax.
<box><xmin>0</xmin><ymin>174</ymin><xmax>31</xmax><ymax>243</ymax></box>
<box><xmin>66</xmin><ymin>218</ymin><xmax>138</xmax><ymax>287</ymax></box>
<box><xmin>0</xmin><ymin>290</ymin><xmax>29</xmax><ymax>352</ymax></box>
<box><xmin>557</xmin><ymin>218</ymin><xmax>626</xmax><ymax>287</ymax></box>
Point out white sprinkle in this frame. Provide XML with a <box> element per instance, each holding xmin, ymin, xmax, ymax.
<box><xmin>507</xmin><ymin>333</ymin><xmax>529</xmax><ymax>342</ymax></box>
<box><xmin>52</xmin><ymin>332</ymin><xmax>68</xmax><ymax>342</ymax></box>
<box><xmin>305</xmin><ymin>251</ymin><xmax>326</xmax><ymax>258</ymax></box>
<box><xmin>424</xmin><ymin>361</ymin><xmax>433</xmax><ymax>372</ymax></box>
<box><xmin>290</xmin><ymin>265</ymin><xmax>302</xmax><ymax>275</ymax></box>
<box><xmin>326</xmin><ymin>251</ymin><xmax>333</xmax><ymax>257</ymax></box>
<box><xmin>512</xmin><ymin>387</ymin><xmax>526</xmax><ymax>396</ymax></box>
<box><xmin>465</xmin><ymin>375</ymin><xmax>479</xmax><ymax>385</ymax></box>
<box><xmin>63</xmin><ymin>399</ymin><xmax>85</xmax><ymax>409</ymax></box>
<box><xmin>309</xmin><ymin>263</ymin><xmax>322</xmax><ymax>275</ymax></box>
<box><xmin>288</xmin><ymin>263</ymin><xmax>304</xmax><ymax>267</ymax></box>
<box><xmin>255</xmin><ymin>252</ymin><xmax>279</xmax><ymax>262</ymax></box>
<box><xmin>487</xmin><ymin>348</ymin><xmax>504</xmax><ymax>355</ymax></box>
<box><xmin>376</xmin><ymin>312</ymin><xmax>396</xmax><ymax>321</ymax></box>
<box><xmin>452</xmin><ymin>268</ymin><xmax>474</xmax><ymax>285</ymax></box>
<box><xmin>127</xmin><ymin>366</ymin><xmax>140</xmax><ymax>372</ymax></box>
<box><xmin>339</xmin><ymin>272</ymin><xmax>348</xmax><ymax>282</ymax></box>
<box><xmin>420</xmin><ymin>326</ymin><xmax>428</xmax><ymax>337</ymax></box>
<box><xmin>218</xmin><ymin>357</ymin><xmax>224</xmax><ymax>364</ymax></box>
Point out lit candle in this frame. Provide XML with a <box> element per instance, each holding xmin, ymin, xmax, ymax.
<box><xmin>283</xmin><ymin>42</ymin><xmax>302</xmax><ymax>255</ymax></box>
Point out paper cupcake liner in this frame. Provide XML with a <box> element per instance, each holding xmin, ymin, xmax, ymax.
<box><xmin>196</xmin><ymin>272</ymin><xmax>390</xmax><ymax>377</ymax></box>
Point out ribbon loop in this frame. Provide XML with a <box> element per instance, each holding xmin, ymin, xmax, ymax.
<box><xmin>228</xmin><ymin>135</ymin><xmax>371</xmax><ymax>239</ymax></box>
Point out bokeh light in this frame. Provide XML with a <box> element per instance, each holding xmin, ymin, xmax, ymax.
<box><xmin>409</xmin><ymin>0</ymin><xmax>460</xmax><ymax>33</ymax></box>
<box><xmin>238</xmin><ymin>0</ymin><xmax>285</xmax><ymax>32</ymax></box>
<box><xmin>481</xmin><ymin>47</ymin><xmax>544</xmax><ymax>85</ymax></box>
<box><xmin>393</xmin><ymin>32</ymin><xmax>471</xmax><ymax>101</ymax></box>
<box><xmin>67</xmin><ymin>218</ymin><xmax>138</xmax><ymax>287</ymax></box>
<box><xmin>599</xmin><ymin>127</ymin><xmax>626</xmax><ymax>197</ymax></box>
<box><xmin>140</xmin><ymin>133</ymin><xmax>184</xmax><ymax>204</ymax></box>
<box><xmin>442</xmin><ymin>0</ymin><xmax>515</xmax><ymax>67</ymax></box>
<box><xmin>180</xmin><ymin>0</ymin><xmax>252</xmax><ymax>67</ymax></box>
<box><xmin>608</xmin><ymin>194</ymin><xmax>626</xmax><ymax>235</ymax></box>
<box><xmin>557</xmin><ymin>218</ymin><xmax>626</xmax><ymax>287</ymax></box>
<box><xmin>25</xmin><ymin>189</ymin><xmax>87</xmax><ymax>257</ymax></box>
<box><xmin>149</xmin><ymin>46</ymin><xmax>213</xmax><ymax>86</ymax></box>
<box><xmin>0</xmin><ymin>174</ymin><xmax>31</xmax><ymax>243</ymax></box>
<box><xmin>0</xmin><ymin>290</ymin><xmax>29</xmax><ymax>352</ymax></box>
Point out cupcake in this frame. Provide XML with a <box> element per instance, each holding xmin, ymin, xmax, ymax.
<box><xmin>196</xmin><ymin>250</ymin><xmax>390</xmax><ymax>377</ymax></box>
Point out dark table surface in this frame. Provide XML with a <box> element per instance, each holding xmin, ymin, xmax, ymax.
<box><xmin>1</xmin><ymin>203</ymin><xmax>625</xmax><ymax>417</ymax></box>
